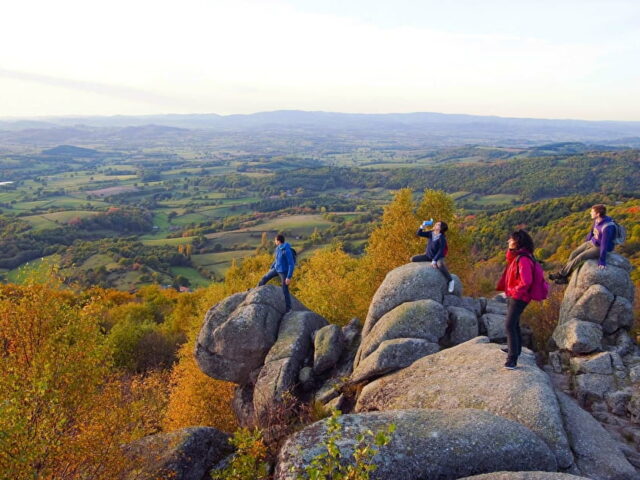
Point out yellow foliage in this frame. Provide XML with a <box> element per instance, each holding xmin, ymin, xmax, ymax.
<box><xmin>163</xmin><ymin>281</ymin><xmax>237</xmax><ymax>433</ymax></box>
<box><xmin>0</xmin><ymin>278</ymin><xmax>169</xmax><ymax>479</ymax></box>
<box><xmin>163</xmin><ymin>340</ymin><xmax>237</xmax><ymax>433</ymax></box>
<box><xmin>294</xmin><ymin>243</ymin><xmax>366</xmax><ymax>325</ymax></box>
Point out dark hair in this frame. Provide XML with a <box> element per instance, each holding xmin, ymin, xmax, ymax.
<box><xmin>509</xmin><ymin>229</ymin><xmax>534</xmax><ymax>253</ymax></box>
<box><xmin>439</xmin><ymin>221</ymin><xmax>448</xmax><ymax>233</ymax></box>
<box><xmin>591</xmin><ymin>204</ymin><xmax>607</xmax><ymax>217</ymax></box>
<box><xmin>276</xmin><ymin>234</ymin><xmax>285</xmax><ymax>243</ymax></box>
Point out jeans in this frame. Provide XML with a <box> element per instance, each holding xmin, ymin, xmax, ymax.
<box><xmin>505</xmin><ymin>297</ymin><xmax>529</xmax><ymax>364</ymax></box>
<box><xmin>410</xmin><ymin>254</ymin><xmax>453</xmax><ymax>283</ymax></box>
<box><xmin>558</xmin><ymin>241</ymin><xmax>601</xmax><ymax>278</ymax></box>
<box><xmin>258</xmin><ymin>269</ymin><xmax>291</xmax><ymax>310</ymax></box>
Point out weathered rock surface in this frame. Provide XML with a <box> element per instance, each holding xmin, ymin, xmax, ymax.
<box><xmin>124</xmin><ymin>427</ymin><xmax>232</xmax><ymax>480</ymax></box>
<box><xmin>480</xmin><ymin>313</ymin><xmax>507</xmax><ymax>341</ymax></box>
<box><xmin>350</xmin><ymin>338</ymin><xmax>439</xmax><ymax>383</ymax></box>
<box><xmin>195</xmin><ymin>286</ymin><xmax>305</xmax><ymax>384</ymax></box>
<box><xmin>553</xmin><ymin>319</ymin><xmax>603</xmax><ymax>354</ymax></box>
<box><xmin>570</xmin><ymin>352</ymin><xmax>614</xmax><ymax>375</ymax></box>
<box><xmin>253</xmin><ymin>310</ymin><xmax>327</xmax><ymax>420</ymax></box>
<box><xmin>361</xmin><ymin>263</ymin><xmax>447</xmax><ymax>339</ymax></box>
<box><xmin>313</xmin><ymin>324</ymin><xmax>344</xmax><ymax>375</ymax></box>
<box><xmin>559</xmin><ymin>254</ymin><xmax>634</xmax><ymax>326</ymax></box>
<box><xmin>447</xmin><ymin>306</ymin><xmax>479</xmax><ymax>344</ymax></box>
<box><xmin>459</xmin><ymin>473</ymin><xmax>589</xmax><ymax>480</ymax></box>
<box><xmin>358</xmin><ymin>299</ymin><xmax>446</xmax><ymax>363</ymax></box>
<box><xmin>356</xmin><ymin>337</ymin><xmax>574</xmax><ymax>468</ymax></box>
<box><xmin>567</xmin><ymin>284</ymin><xmax>615</xmax><ymax>325</ymax></box>
<box><xmin>275</xmin><ymin>409</ymin><xmax>557</xmax><ymax>480</ymax></box>
<box><xmin>556</xmin><ymin>391</ymin><xmax>638</xmax><ymax>480</ymax></box>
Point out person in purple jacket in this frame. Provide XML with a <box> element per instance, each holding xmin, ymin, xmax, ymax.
<box><xmin>548</xmin><ymin>204</ymin><xmax>616</xmax><ymax>284</ymax></box>
<box><xmin>258</xmin><ymin>234</ymin><xmax>295</xmax><ymax>312</ymax></box>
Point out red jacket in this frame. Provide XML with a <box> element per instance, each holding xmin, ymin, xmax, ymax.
<box><xmin>496</xmin><ymin>248</ymin><xmax>535</xmax><ymax>303</ymax></box>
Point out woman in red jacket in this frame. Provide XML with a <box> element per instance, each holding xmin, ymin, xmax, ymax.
<box><xmin>496</xmin><ymin>229</ymin><xmax>535</xmax><ymax>370</ymax></box>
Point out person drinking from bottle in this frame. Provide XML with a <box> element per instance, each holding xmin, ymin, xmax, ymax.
<box><xmin>411</xmin><ymin>219</ymin><xmax>455</xmax><ymax>293</ymax></box>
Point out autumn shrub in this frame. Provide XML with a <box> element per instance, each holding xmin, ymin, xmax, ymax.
<box><xmin>521</xmin><ymin>283</ymin><xmax>565</xmax><ymax>354</ymax></box>
<box><xmin>0</xmin><ymin>278</ymin><xmax>169</xmax><ymax>479</ymax></box>
<box><xmin>163</xmin><ymin>282</ymin><xmax>237</xmax><ymax>433</ymax></box>
<box><xmin>294</xmin><ymin>243</ymin><xmax>365</xmax><ymax>325</ymax></box>
<box><xmin>211</xmin><ymin>429</ymin><xmax>269</xmax><ymax>480</ymax></box>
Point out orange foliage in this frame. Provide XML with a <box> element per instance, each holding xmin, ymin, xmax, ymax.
<box><xmin>0</xmin><ymin>279</ymin><xmax>169</xmax><ymax>479</ymax></box>
<box><xmin>163</xmin><ymin>341</ymin><xmax>237</xmax><ymax>433</ymax></box>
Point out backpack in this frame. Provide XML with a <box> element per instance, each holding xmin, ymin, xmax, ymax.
<box><xmin>290</xmin><ymin>247</ymin><xmax>298</xmax><ymax>265</ymax></box>
<box><xmin>602</xmin><ymin>221</ymin><xmax>626</xmax><ymax>246</ymax></box>
<box><xmin>517</xmin><ymin>253</ymin><xmax>549</xmax><ymax>302</ymax></box>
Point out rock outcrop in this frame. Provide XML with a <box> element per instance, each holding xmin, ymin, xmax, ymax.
<box><xmin>555</xmin><ymin>254</ymin><xmax>634</xmax><ymax>355</ymax></box>
<box><xmin>123</xmin><ymin>427</ymin><xmax>232</xmax><ymax>480</ymax></box>
<box><xmin>356</xmin><ymin>337</ymin><xmax>574</xmax><ymax>469</ymax></box>
<box><xmin>154</xmin><ymin>257</ymin><xmax>638</xmax><ymax>480</ymax></box>
<box><xmin>195</xmin><ymin>285</ymin><xmax>327</xmax><ymax>428</ymax></box>
<box><xmin>275</xmin><ymin>409</ymin><xmax>557</xmax><ymax>480</ymax></box>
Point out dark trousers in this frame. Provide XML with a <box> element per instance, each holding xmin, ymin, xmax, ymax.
<box><xmin>505</xmin><ymin>297</ymin><xmax>529</xmax><ymax>364</ymax></box>
<box><xmin>558</xmin><ymin>241</ymin><xmax>601</xmax><ymax>278</ymax></box>
<box><xmin>258</xmin><ymin>269</ymin><xmax>291</xmax><ymax>310</ymax></box>
<box><xmin>410</xmin><ymin>255</ymin><xmax>453</xmax><ymax>283</ymax></box>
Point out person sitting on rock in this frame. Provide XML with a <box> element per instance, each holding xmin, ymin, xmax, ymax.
<box><xmin>496</xmin><ymin>229</ymin><xmax>536</xmax><ymax>370</ymax></box>
<box><xmin>548</xmin><ymin>204</ymin><xmax>617</xmax><ymax>285</ymax></box>
<box><xmin>258</xmin><ymin>233</ymin><xmax>295</xmax><ymax>312</ymax></box>
<box><xmin>411</xmin><ymin>220</ymin><xmax>455</xmax><ymax>293</ymax></box>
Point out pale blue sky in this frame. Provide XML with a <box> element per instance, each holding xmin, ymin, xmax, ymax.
<box><xmin>1</xmin><ymin>0</ymin><xmax>638</xmax><ymax>120</ymax></box>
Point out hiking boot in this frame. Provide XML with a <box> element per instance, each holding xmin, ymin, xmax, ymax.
<box><xmin>504</xmin><ymin>360</ymin><xmax>517</xmax><ymax>370</ymax></box>
<box><xmin>548</xmin><ymin>272</ymin><xmax>561</xmax><ymax>280</ymax></box>
<box><xmin>447</xmin><ymin>280</ymin><xmax>455</xmax><ymax>293</ymax></box>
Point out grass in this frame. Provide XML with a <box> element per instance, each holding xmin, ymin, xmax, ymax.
<box><xmin>21</xmin><ymin>210</ymin><xmax>98</xmax><ymax>229</ymax></box>
<box><xmin>170</xmin><ymin>266</ymin><xmax>211</xmax><ymax>288</ymax></box>
<box><xmin>142</xmin><ymin>236</ymin><xmax>197</xmax><ymax>246</ymax></box>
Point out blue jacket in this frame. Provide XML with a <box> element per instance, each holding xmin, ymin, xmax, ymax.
<box><xmin>417</xmin><ymin>229</ymin><xmax>447</xmax><ymax>262</ymax></box>
<box><xmin>271</xmin><ymin>242</ymin><xmax>295</xmax><ymax>278</ymax></box>
<box><xmin>586</xmin><ymin>215</ymin><xmax>616</xmax><ymax>266</ymax></box>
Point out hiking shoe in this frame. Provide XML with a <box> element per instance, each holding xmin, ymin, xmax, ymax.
<box><xmin>553</xmin><ymin>276</ymin><xmax>569</xmax><ymax>285</ymax></box>
<box><xmin>500</xmin><ymin>347</ymin><xmax>509</xmax><ymax>354</ymax></box>
<box><xmin>548</xmin><ymin>272</ymin><xmax>560</xmax><ymax>280</ymax></box>
<box><xmin>448</xmin><ymin>280</ymin><xmax>455</xmax><ymax>293</ymax></box>
<box><xmin>504</xmin><ymin>361</ymin><xmax>517</xmax><ymax>370</ymax></box>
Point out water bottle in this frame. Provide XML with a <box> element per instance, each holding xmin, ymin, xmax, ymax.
<box><xmin>421</xmin><ymin>218</ymin><xmax>434</xmax><ymax>228</ymax></box>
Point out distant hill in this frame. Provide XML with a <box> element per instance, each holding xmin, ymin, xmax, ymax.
<box><xmin>42</xmin><ymin>145</ymin><xmax>101</xmax><ymax>157</ymax></box>
<box><xmin>2</xmin><ymin>110</ymin><xmax>640</xmax><ymax>148</ymax></box>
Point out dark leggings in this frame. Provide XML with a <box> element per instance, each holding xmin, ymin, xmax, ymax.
<box><xmin>505</xmin><ymin>297</ymin><xmax>529</xmax><ymax>364</ymax></box>
<box><xmin>258</xmin><ymin>269</ymin><xmax>291</xmax><ymax>310</ymax></box>
<box><xmin>410</xmin><ymin>254</ymin><xmax>452</xmax><ymax>283</ymax></box>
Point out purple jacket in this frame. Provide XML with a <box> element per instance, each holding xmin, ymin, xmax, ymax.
<box><xmin>586</xmin><ymin>215</ymin><xmax>616</xmax><ymax>266</ymax></box>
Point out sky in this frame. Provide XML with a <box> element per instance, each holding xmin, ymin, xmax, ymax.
<box><xmin>1</xmin><ymin>0</ymin><xmax>639</xmax><ymax>120</ymax></box>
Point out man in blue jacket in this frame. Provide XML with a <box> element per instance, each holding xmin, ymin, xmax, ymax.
<box><xmin>258</xmin><ymin>234</ymin><xmax>295</xmax><ymax>312</ymax></box>
<box><xmin>549</xmin><ymin>204</ymin><xmax>617</xmax><ymax>284</ymax></box>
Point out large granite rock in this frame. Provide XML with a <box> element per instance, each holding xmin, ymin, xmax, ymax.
<box><xmin>361</xmin><ymin>263</ymin><xmax>447</xmax><ymax>339</ymax></box>
<box><xmin>356</xmin><ymin>337</ymin><xmax>574</xmax><ymax>468</ymax></box>
<box><xmin>195</xmin><ymin>286</ymin><xmax>305</xmax><ymax>384</ymax></box>
<box><xmin>357</xmin><ymin>299</ymin><xmax>446</xmax><ymax>363</ymax></box>
<box><xmin>447</xmin><ymin>306</ymin><xmax>479</xmax><ymax>344</ymax></box>
<box><xmin>253</xmin><ymin>310</ymin><xmax>327</xmax><ymax>420</ymax></box>
<box><xmin>552</xmin><ymin>319</ymin><xmax>603</xmax><ymax>354</ymax></box>
<box><xmin>480</xmin><ymin>313</ymin><xmax>507</xmax><ymax>341</ymax></box>
<box><xmin>559</xmin><ymin>254</ymin><xmax>634</xmax><ymax>327</ymax></box>
<box><xmin>275</xmin><ymin>409</ymin><xmax>557</xmax><ymax>480</ymax></box>
<box><xmin>350</xmin><ymin>338</ymin><xmax>439</xmax><ymax>383</ymax></box>
<box><xmin>124</xmin><ymin>427</ymin><xmax>233</xmax><ymax>480</ymax></box>
<box><xmin>313</xmin><ymin>324</ymin><xmax>345</xmax><ymax>375</ymax></box>
<box><xmin>556</xmin><ymin>391</ymin><xmax>638</xmax><ymax>480</ymax></box>
<box><xmin>459</xmin><ymin>474</ymin><xmax>589</xmax><ymax>480</ymax></box>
